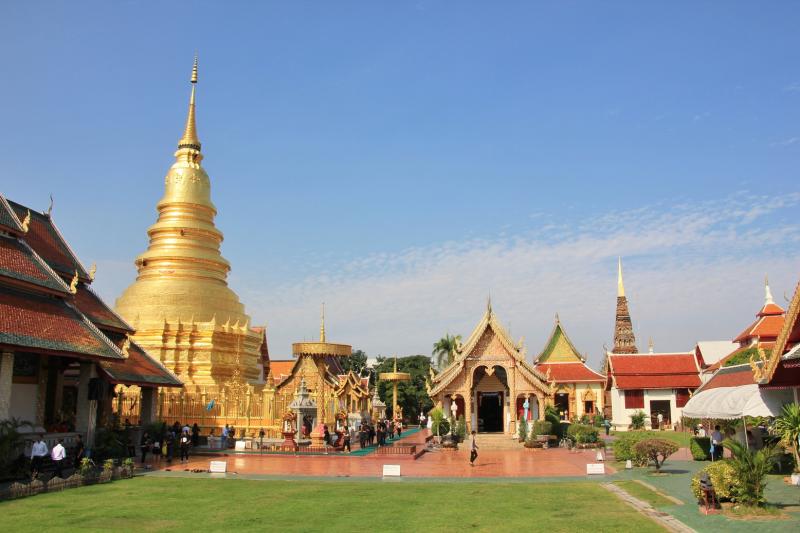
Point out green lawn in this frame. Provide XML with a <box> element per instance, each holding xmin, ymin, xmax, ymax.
<box><xmin>612</xmin><ymin>430</ymin><xmax>692</xmax><ymax>448</ymax></box>
<box><xmin>0</xmin><ymin>477</ymin><xmax>665</xmax><ymax>532</ymax></box>
<box><xmin>612</xmin><ymin>480</ymin><xmax>675</xmax><ymax>508</ymax></box>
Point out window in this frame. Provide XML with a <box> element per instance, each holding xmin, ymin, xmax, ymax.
<box><xmin>675</xmin><ymin>388</ymin><xmax>691</xmax><ymax>408</ymax></box>
<box><xmin>624</xmin><ymin>389</ymin><xmax>644</xmax><ymax>409</ymax></box>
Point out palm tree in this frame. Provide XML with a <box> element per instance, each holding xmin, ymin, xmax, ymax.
<box><xmin>774</xmin><ymin>403</ymin><xmax>800</xmax><ymax>472</ymax></box>
<box><xmin>432</xmin><ymin>334</ymin><xmax>462</xmax><ymax>370</ymax></box>
<box><xmin>723</xmin><ymin>438</ymin><xmax>779</xmax><ymax>507</ymax></box>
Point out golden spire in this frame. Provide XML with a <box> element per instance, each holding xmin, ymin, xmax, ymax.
<box><xmin>319</xmin><ymin>302</ymin><xmax>326</xmax><ymax>343</ymax></box>
<box><xmin>178</xmin><ymin>55</ymin><xmax>201</xmax><ymax>151</ymax></box>
<box><xmin>393</xmin><ymin>354</ymin><xmax>398</xmax><ymax>372</ymax></box>
<box><xmin>617</xmin><ymin>257</ymin><xmax>625</xmax><ymax>297</ymax></box>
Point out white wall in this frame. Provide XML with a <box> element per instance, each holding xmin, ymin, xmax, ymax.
<box><xmin>10</xmin><ymin>383</ymin><xmax>37</xmax><ymax>424</ymax></box>
<box><xmin>610</xmin><ymin>387</ymin><xmax>682</xmax><ymax>431</ymax></box>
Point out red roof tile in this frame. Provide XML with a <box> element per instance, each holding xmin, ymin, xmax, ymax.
<box><xmin>535</xmin><ymin>362</ymin><xmax>605</xmax><ymax>383</ymax></box>
<box><xmin>759</xmin><ymin>302</ymin><xmax>785</xmax><ymax>317</ymax></box>
<box><xmin>0</xmin><ymin>195</ymin><xmax>24</xmax><ymax>234</ymax></box>
<box><xmin>609</xmin><ymin>353</ymin><xmax>700</xmax><ymax>390</ymax></box>
<box><xmin>0</xmin><ymin>236</ymin><xmax>68</xmax><ymax>293</ymax></box>
<box><xmin>0</xmin><ymin>285</ymin><xmax>122</xmax><ymax>360</ymax></box>
<box><xmin>269</xmin><ymin>360</ymin><xmax>295</xmax><ymax>385</ymax></box>
<box><xmin>733</xmin><ymin>315</ymin><xmax>785</xmax><ymax>343</ymax></box>
<box><xmin>8</xmin><ymin>201</ymin><xmax>89</xmax><ymax>280</ymax></box>
<box><xmin>73</xmin><ymin>283</ymin><xmax>132</xmax><ymax>333</ymax></box>
<box><xmin>99</xmin><ymin>334</ymin><xmax>181</xmax><ymax>387</ymax></box>
<box><xmin>698</xmin><ymin>364</ymin><xmax>757</xmax><ymax>392</ymax></box>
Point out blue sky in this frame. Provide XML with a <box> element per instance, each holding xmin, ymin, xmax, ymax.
<box><xmin>1</xmin><ymin>2</ymin><xmax>799</xmax><ymax>365</ymax></box>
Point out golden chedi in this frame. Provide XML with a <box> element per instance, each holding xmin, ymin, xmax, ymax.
<box><xmin>116</xmin><ymin>58</ymin><xmax>263</xmax><ymax>389</ymax></box>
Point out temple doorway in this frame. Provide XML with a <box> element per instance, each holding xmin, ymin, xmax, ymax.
<box><xmin>555</xmin><ymin>392</ymin><xmax>570</xmax><ymax>420</ymax></box>
<box><xmin>478</xmin><ymin>392</ymin><xmax>503</xmax><ymax>432</ymax></box>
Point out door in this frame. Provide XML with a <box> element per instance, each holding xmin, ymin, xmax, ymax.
<box><xmin>478</xmin><ymin>391</ymin><xmax>504</xmax><ymax>432</ymax></box>
<box><xmin>649</xmin><ymin>400</ymin><xmax>671</xmax><ymax>428</ymax></box>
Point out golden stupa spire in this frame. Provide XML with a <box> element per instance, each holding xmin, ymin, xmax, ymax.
<box><xmin>617</xmin><ymin>257</ymin><xmax>626</xmax><ymax>298</ymax></box>
<box><xmin>178</xmin><ymin>55</ymin><xmax>201</xmax><ymax>151</ymax></box>
<box><xmin>320</xmin><ymin>302</ymin><xmax>326</xmax><ymax>343</ymax></box>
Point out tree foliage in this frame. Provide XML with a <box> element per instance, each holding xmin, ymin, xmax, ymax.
<box><xmin>432</xmin><ymin>334</ymin><xmax>461</xmax><ymax>370</ymax></box>
<box><xmin>633</xmin><ymin>438</ymin><xmax>679</xmax><ymax>472</ymax></box>
<box><xmin>340</xmin><ymin>348</ymin><xmax>368</xmax><ymax>375</ymax></box>
<box><xmin>773</xmin><ymin>402</ymin><xmax>800</xmax><ymax>472</ymax></box>
<box><xmin>723</xmin><ymin>439</ymin><xmax>779</xmax><ymax>506</ymax></box>
<box><xmin>374</xmin><ymin>355</ymin><xmax>434</xmax><ymax>421</ymax></box>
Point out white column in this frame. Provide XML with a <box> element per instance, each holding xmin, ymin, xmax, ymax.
<box><xmin>0</xmin><ymin>352</ymin><xmax>14</xmax><ymax>420</ymax></box>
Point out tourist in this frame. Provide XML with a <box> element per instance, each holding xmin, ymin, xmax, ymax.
<box><xmin>152</xmin><ymin>434</ymin><xmax>162</xmax><ymax>465</ymax></box>
<box><xmin>469</xmin><ymin>430</ymin><xmax>478</xmax><ymax>466</ymax></box>
<box><xmin>222</xmin><ymin>425</ymin><xmax>229</xmax><ymax>449</ymax></box>
<box><xmin>697</xmin><ymin>424</ymin><xmax>707</xmax><ymax>438</ymax></box>
<box><xmin>51</xmin><ymin>439</ymin><xmax>66</xmax><ymax>478</ymax></box>
<box><xmin>359</xmin><ymin>426</ymin><xmax>367</xmax><ymax>449</ymax></box>
<box><xmin>376</xmin><ymin>424</ymin><xmax>384</xmax><ymax>447</ymax></box>
<box><xmin>419</xmin><ymin>413</ymin><xmax>425</xmax><ymax>428</ymax></box>
<box><xmin>323</xmin><ymin>425</ymin><xmax>331</xmax><ymax>446</ymax></box>
<box><xmin>165</xmin><ymin>431</ymin><xmax>175</xmax><ymax>464</ymax></box>
<box><xmin>30</xmin><ymin>435</ymin><xmax>48</xmax><ymax>479</ymax></box>
<box><xmin>192</xmin><ymin>423</ymin><xmax>200</xmax><ymax>447</ymax></box>
<box><xmin>258</xmin><ymin>427</ymin><xmax>265</xmax><ymax>450</ymax></box>
<box><xmin>180</xmin><ymin>430</ymin><xmax>190</xmax><ymax>463</ymax></box>
<box><xmin>603</xmin><ymin>418</ymin><xmax>611</xmax><ymax>436</ymax></box>
<box><xmin>343</xmin><ymin>426</ymin><xmax>351</xmax><ymax>452</ymax></box>
<box><xmin>711</xmin><ymin>425</ymin><xmax>723</xmax><ymax>460</ymax></box>
<box><xmin>656</xmin><ymin>412</ymin><xmax>664</xmax><ymax>430</ymax></box>
<box><xmin>74</xmin><ymin>434</ymin><xmax>85</xmax><ymax>465</ymax></box>
<box><xmin>397</xmin><ymin>421</ymin><xmax>403</xmax><ymax>438</ymax></box>
<box><xmin>140</xmin><ymin>431</ymin><xmax>151</xmax><ymax>464</ymax></box>
<box><xmin>183</xmin><ymin>422</ymin><xmax>191</xmax><ymax>435</ymax></box>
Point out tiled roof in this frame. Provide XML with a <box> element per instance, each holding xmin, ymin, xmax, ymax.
<box><xmin>0</xmin><ymin>285</ymin><xmax>123</xmax><ymax>360</ymax></box>
<box><xmin>73</xmin><ymin>283</ymin><xmax>132</xmax><ymax>333</ymax></box>
<box><xmin>759</xmin><ymin>302</ymin><xmax>785</xmax><ymax>317</ymax></box>
<box><xmin>269</xmin><ymin>360</ymin><xmax>295</xmax><ymax>385</ymax></box>
<box><xmin>0</xmin><ymin>235</ymin><xmax>69</xmax><ymax>293</ymax></box>
<box><xmin>0</xmin><ymin>195</ymin><xmax>24</xmax><ymax>234</ymax></box>
<box><xmin>536</xmin><ymin>362</ymin><xmax>605</xmax><ymax>383</ymax></box>
<box><xmin>8</xmin><ymin>200</ymin><xmax>89</xmax><ymax>280</ymax></box>
<box><xmin>99</xmin><ymin>333</ymin><xmax>182</xmax><ymax>387</ymax></box>
<box><xmin>706</xmin><ymin>343</ymin><xmax>775</xmax><ymax>372</ymax></box>
<box><xmin>608</xmin><ymin>352</ymin><xmax>700</xmax><ymax>390</ymax></box>
<box><xmin>733</xmin><ymin>315</ymin><xmax>785</xmax><ymax>343</ymax></box>
<box><xmin>697</xmin><ymin>363</ymin><xmax>758</xmax><ymax>393</ymax></box>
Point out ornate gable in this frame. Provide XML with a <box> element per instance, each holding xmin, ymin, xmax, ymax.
<box><xmin>755</xmin><ymin>279</ymin><xmax>800</xmax><ymax>384</ymax></box>
<box><xmin>536</xmin><ymin>317</ymin><xmax>583</xmax><ymax>363</ymax></box>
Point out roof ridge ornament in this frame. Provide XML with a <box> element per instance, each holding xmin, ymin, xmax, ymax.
<box><xmin>21</xmin><ymin>209</ymin><xmax>31</xmax><ymax>233</ymax></box>
<box><xmin>765</xmin><ymin>275</ymin><xmax>775</xmax><ymax>305</ymax></box>
<box><xmin>88</xmin><ymin>262</ymin><xmax>97</xmax><ymax>281</ymax></box>
<box><xmin>69</xmin><ymin>270</ymin><xmax>79</xmax><ymax>294</ymax></box>
<box><xmin>47</xmin><ymin>194</ymin><xmax>54</xmax><ymax>217</ymax></box>
<box><xmin>177</xmin><ymin>54</ymin><xmax>201</xmax><ymax>152</ymax></box>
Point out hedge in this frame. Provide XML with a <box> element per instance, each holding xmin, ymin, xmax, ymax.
<box><xmin>612</xmin><ymin>432</ymin><xmax>649</xmax><ymax>466</ymax></box>
<box><xmin>689</xmin><ymin>437</ymin><xmax>711</xmax><ymax>461</ymax></box>
<box><xmin>690</xmin><ymin>460</ymin><xmax>739</xmax><ymax>502</ymax></box>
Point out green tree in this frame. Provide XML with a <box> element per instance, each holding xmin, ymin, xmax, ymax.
<box><xmin>774</xmin><ymin>403</ymin><xmax>800</xmax><ymax>472</ymax></box>
<box><xmin>723</xmin><ymin>439</ymin><xmax>779</xmax><ymax>506</ymax></box>
<box><xmin>341</xmin><ymin>348</ymin><xmax>368</xmax><ymax>375</ymax></box>
<box><xmin>375</xmin><ymin>355</ymin><xmax>434</xmax><ymax>421</ymax></box>
<box><xmin>432</xmin><ymin>334</ymin><xmax>461</xmax><ymax>369</ymax></box>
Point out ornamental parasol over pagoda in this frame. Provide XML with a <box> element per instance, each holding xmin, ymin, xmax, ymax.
<box><xmin>379</xmin><ymin>355</ymin><xmax>411</xmax><ymax>419</ymax></box>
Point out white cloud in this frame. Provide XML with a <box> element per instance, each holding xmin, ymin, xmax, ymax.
<box><xmin>230</xmin><ymin>193</ymin><xmax>800</xmax><ymax>370</ymax></box>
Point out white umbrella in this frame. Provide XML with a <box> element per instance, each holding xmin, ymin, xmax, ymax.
<box><xmin>683</xmin><ymin>384</ymin><xmax>793</xmax><ymax>419</ymax></box>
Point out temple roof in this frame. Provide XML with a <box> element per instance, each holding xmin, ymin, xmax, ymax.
<box><xmin>269</xmin><ymin>360</ymin><xmax>295</xmax><ymax>385</ymax></box>
<box><xmin>99</xmin><ymin>333</ymin><xmax>182</xmax><ymax>387</ymax></box>
<box><xmin>8</xmin><ymin>200</ymin><xmax>90</xmax><ymax>281</ymax></box>
<box><xmin>696</xmin><ymin>363</ymin><xmax>759</xmax><ymax>394</ymax></box>
<box><xmin>758</xmin><ymin>279</ymin><xmax>800</xmax><ymax>385</ymax></box>
<box><xmin>607</xmin><ymin>352</ymin><xmax>701</xmax><ymax>390</ymax></box>
<box><xmin>0</xmin><ymin>235</ymin><xmax>71</xmax><ymax>294</ymax></box>
<box><xmin>733</xmin><ymin>315</ymin><xmax>785</xmax><ymax>344</ymax></box>
<box><xmin>0</xmin><ymin>194</ymin><xmax>25</xmax><ymax>234</ymax></box>
<box><xmin>536</xmin><ymin>317</ymin><xmax>584</xmax><ymax>364</ymax></box>
<box><xmin>73</xmin><ymin>282</ymin><xmax>133</xmax><ymax>333</ymax></box>
<box><xmin>535</xmin><ymin>362</ymin><xmax>605</xmax><ymax>383</ymax></box>
<box><xmin>0</xmin><ymin>285</ymin><xmax>123</xmax><ymax>360</ymax></box>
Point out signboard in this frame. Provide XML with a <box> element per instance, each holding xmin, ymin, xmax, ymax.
<box><xmin>382</xmin><ymin>464</ymin><xmax>401</xmax><ymax>477</ymax></box>
<box><xmin>234</xmin><ymin>440</ymin><xmax>246</xmax><ymax>451</ymax></box>
<box><xmin>586</xmin><ymin>463</ymin><xmax>605</xmax><ymax>475</ymax></box>
<box><xmin>209</xmin><ymin>460</ymin><xmax>227</xmax><ymax>473</ymax></box>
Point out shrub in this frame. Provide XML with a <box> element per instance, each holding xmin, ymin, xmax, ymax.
<box><xmin>690</xmin><ymin>460</ymin><xmax>739</xmax><ymax>502</ymax></box>
<box><xmin>78</xmin><ymin>457</ymin><xmax>96</xmax><ymax>477</ymax></box>
<box><xmin>567</xmin><ymin>424</ymin><xmax>599</xmax><ymax>444</ymax></box>
<box><xmin>689</xmin><ymin>437</ymin><xmax>711</xmax><ymax>461</ymax></box>
<box><xmin>630</xmin><ymin>411</ymin><xmax>647</xmax><ymax>430</ymax></box>
<box><xmin>724</xmin><ymin>439</ymin><xmax>779</xmax><ymax>506</ymax></box>
<box><xmin>429</xmin><ymin>408</ymin><xmax>444</xmax><ymax>436</ymax></box>
<box><xmin>102</xmin><ymin>459</ymin><xmax>114</xmax><ymax>473</ymax></box>
<box><xmin>0</xmin><ymin>417</ymin><xmax>33</xmax><ymax>479</ymax></box>
<box><xmin>612</xmin><ymin>433</ymin><xmax>648</xmax><ymax>466</ymax></box>
<box><xmin>531</xmin><ymin>420</ymin><xmax>553</xmax><ymax>436</ymax></box>
<box><xmin>633</xmin><ymin>438</ymin><xmax>679</xmax><ymax>472</ymax></box>
<box><xmin>518</xmin><ymin>418</ymin><xmax>528</xmax><ymax>442</ymax></box>
<box><xmin>774</xmin><ymin>403</ymin><xmax>800</xmax><ymax>472</ymax></box>
<box><xmin>455</xmin><ymin>415</ymin><xmax>466</xmax><ymax>440</ymax></box>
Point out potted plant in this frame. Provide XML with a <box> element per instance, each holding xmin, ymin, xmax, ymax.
<box><xmin>120</xmin><ymin>457</ymin><xmax>135</xmax><ymax>479</ymax></box>
<box><xmin>773</xmin><ymin>403</ymin><xmax>800</xmax><ymax>485</ymax></box>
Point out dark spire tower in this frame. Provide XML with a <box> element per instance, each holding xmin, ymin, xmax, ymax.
<box><xmin>613</xmin><ymin>258</ymin><xmax>639</xmax><ymax>354</ymax></box>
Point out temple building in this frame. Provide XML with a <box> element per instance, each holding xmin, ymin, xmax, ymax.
<box><xmin>115</xmin><ymin>58</ymin><xmax>267</xmax><ymax>391</ymax></box>
<box><xmin>533</xmin><ymin>316</ymin><xmax>605</xmax><ymax>420</ymax></box>
<box><xmin>752</xmin><ymin>277</ymin><xmax>800</xmax><ymax>399</ymax></box>
<box><xmin>0</xmin><ymin>193</ymin><xmax>181</xmax><ymax>451</ymax></box>
<box><xmin>270</xmin><ymin>309</ymin><xmax>371</xmax><ymax>434</ymax></box>
<box><xmin>612</xmin><ymin>258</ymin><xmax>638</xmax><ymax>354</ymax></box>
<box><xmin>428</xmin><ymin>302</ymin><xmax>551</xmax><ymax>435</ymax></box>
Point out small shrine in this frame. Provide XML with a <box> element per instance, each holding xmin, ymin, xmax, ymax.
<box><xmin>379</xmin><ymin>355</ymin><xmax>411</xmax><ymax>420</ymax></box>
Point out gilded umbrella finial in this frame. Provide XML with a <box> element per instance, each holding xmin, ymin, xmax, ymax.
<box><xmin>320</xmin><ymin>302</ymin><xmax>326</xmax><ymax>343</ymax></box>
<box><xmin>178</xmin><ymin>55</ymin><xmax>201</xmax><ymax>151</ymax></box>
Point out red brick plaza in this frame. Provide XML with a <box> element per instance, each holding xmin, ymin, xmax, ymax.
<box><xmin>152</xmin><ymin>430</ymin><xmax>614</xmax><ymax>479</ymax></box>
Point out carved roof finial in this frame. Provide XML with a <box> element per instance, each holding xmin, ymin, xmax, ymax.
<box><xmin>88</xmin><ymin>262</ymin><xmax>97</xmax><ymax>281</ymax></box>
<box><xmin>69</xmin><ymin>270</ymin><xmax>79</xmax><ymax>294</ymax></box>
<box><xmin>178</xmin><ymin>55</ymin><xmax>201</xmax><ymax>151</ymax></box>
<box><xmin>21</xmin><ymin>209</ymin><xmax>31</xmax><ymax>233</ymax></box>
<box><xmin>765</xmin><ymin>275</ymin><xmax>775</xmax><ymax>305</ymax></box>
<box><xmin>47</xmin><ymin>194</ymin><xmax>54</xmax><ymax>216</ymax></box>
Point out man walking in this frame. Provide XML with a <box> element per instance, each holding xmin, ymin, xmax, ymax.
<box><xmin>51</xmin><ymin>439</ymin><xmax>66</xmax><ymax>478</ymax></box>
<box><xmin>469</xmin><ymin>430</ymin><xmax>478</xmax><ymax>467</ymax></box>
<box><xmin>30</xmin><ymin>435</ymin><xmax>48</xmax><ymax>479</ymax></box>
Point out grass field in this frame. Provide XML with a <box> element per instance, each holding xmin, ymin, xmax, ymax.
<box><xmin>612</xmin><ymin>430</ymin><xmax>692</xmax><ymax>448</ymax></box>
<box><xmin>0</xmin><ymin>477</ymin><xmax>664</xmax><ymax>532</ymax></box>
<box><xmin>612</xmin><ymin>480</ymin><xmax>675</xmax><ymax>508</ymax></box>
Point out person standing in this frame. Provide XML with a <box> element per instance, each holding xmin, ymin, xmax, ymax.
<box><xmin>343</xmin><ymin>426</ymin><xmax>351</xmax><ymax>453</ymax></box>
<box><xmin>74</xmin><ymin>434</ymin><xmax>85</xmax><ymax>465</ymax></box>
<box><xmin>191</xmin><ymin>423</ymin><xmax>200</xmax><ymax>447</ymax></box>
<box><xmin>51</xmin><ymin>439</ymin><xmax>66</xmax><ymax>478</ymax></box>
<box><xmin>711</xmin><ymin>425</ymin><xmax>724</xmax><ymax>460</ymax></box>
<box><xmin>180</xmin><ymin>430</ymin><xmax>190</xmax><ymax>463</ymax></box>
<box><xmin>221</xmin><ymin>425</ymin><xmax>229</xmax><ymax>449</ymax></box>
<box><xmin>30</xmin><ymin>435</ymin><xmax>48</xmax><ymax>479</ymax></box>
<box><xmin>469</xmin><ymin>430</ymin><xmax>478</xmax><ymax>466</ymax></box>
<box><xmin>603</xmin><ymin>418</ymin><xmax>611</xmax><ymax>437</ymax></box>
<box><xmin>140</xmin><ymin>431</ymin><xmax>151</xmax><ymax>465</ymax></box>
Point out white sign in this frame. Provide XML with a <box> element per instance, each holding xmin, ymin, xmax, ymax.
<box><xmin>382</xmin><ymin>464</ymin><xmax>401</xmax><ymax>477</ymax></box>
<box><xmin>234</xmin><ymin>440</ymin><xmax>246</xmax><ymax>451</ymax></box>
<box><xmin>586</xmin><ymin>463</ymin><xmax>605</xmax><ymax>475</ymax></box>
<box><xmin>209</xmin><ymin>460</ymin><xmax>227</xmax><ymax>473</ymax></box>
